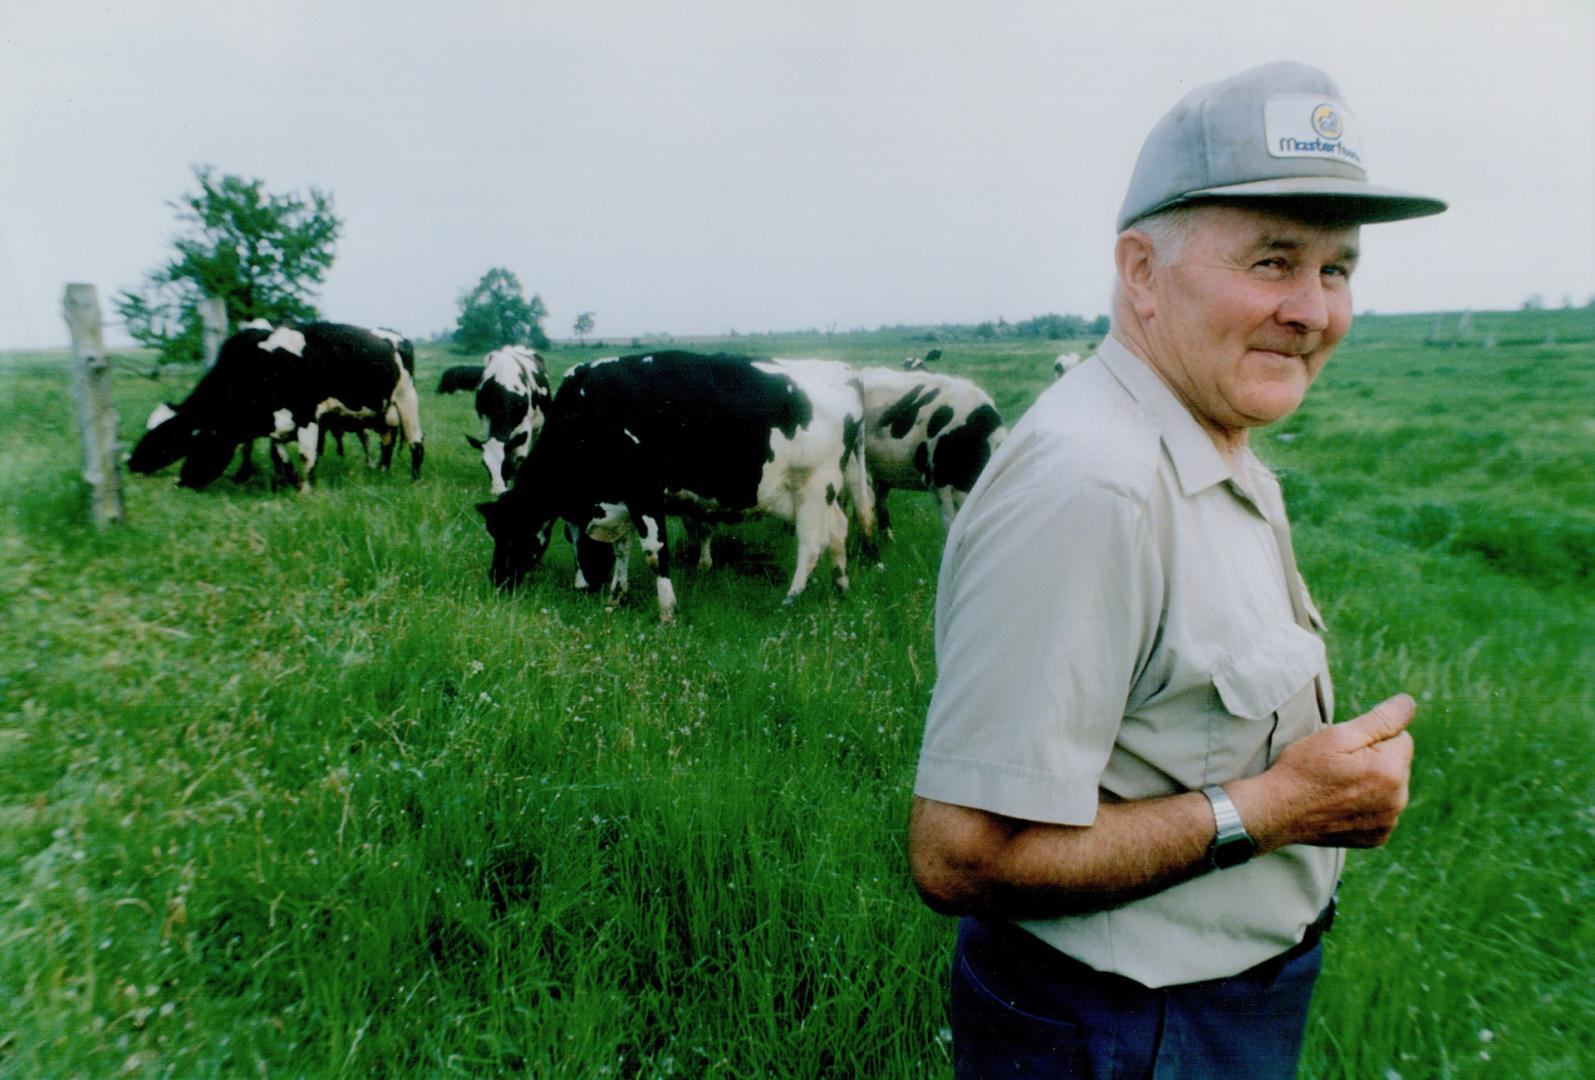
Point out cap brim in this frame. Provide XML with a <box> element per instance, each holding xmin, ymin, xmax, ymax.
<box><xmin>1160</xmin><ymin>176</ymin><xmax>1447</xmax><ymax>225</ymax></box>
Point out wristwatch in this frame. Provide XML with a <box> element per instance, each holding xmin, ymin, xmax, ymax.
<box><xmin>1202</xmin><ymin>785</ymin><xmax>1257</xmax><ymax>870</ymax></box>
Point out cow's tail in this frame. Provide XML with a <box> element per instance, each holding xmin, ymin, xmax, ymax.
<box><xmin>841</xmin><ymin>400</ymin><xmax>879</xmax><ymax>564</ymax></box>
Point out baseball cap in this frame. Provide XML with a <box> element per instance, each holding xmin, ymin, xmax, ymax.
<box><xmin>1117</xmin><ymin>61</ymin><xmax>1447</xmax><ymax>231</ymax></box>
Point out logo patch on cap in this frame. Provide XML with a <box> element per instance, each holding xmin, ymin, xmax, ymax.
<box><xmin>1265</xmin><ymin>94</ymin><xmax>1363</xmax><ymax>167</ymax></box>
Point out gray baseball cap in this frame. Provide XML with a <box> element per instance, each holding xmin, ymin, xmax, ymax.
<box><xmin>1117</xmin><ymin>61</ymin><xmax>1447</xmax><ymax>231</ymax></box>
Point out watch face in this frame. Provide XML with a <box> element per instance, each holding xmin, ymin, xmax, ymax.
<box><xmin>1211</xmin><ymin>835</ymin><xmax>1256</xmax><ymax>870</ymax></box>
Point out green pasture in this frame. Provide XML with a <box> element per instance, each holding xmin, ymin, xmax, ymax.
<box><xmin>2</xmin><ymin>312</ymin><xmax>1592</xmax><ymax>1077</ymax></box>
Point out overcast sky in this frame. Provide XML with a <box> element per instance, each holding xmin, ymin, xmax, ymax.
<box><xmin>2</xmin><ymin>0</ymin><xmax>1592</xmax><ymax>349</ymax></box>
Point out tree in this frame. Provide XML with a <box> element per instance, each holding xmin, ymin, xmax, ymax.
<box><xmin>573</xmin><ymin>311</ymin><xmax>596</xmax><ymax>344</ymax></box>
<box><xmin>115</xmin><ymin>165</ymin><xmax>341</xmax><ymax>364</ymax></box>
<box><xmin>454</xmin><ymin>268</ymin><xmax>549</xmax><ymax>352</ymax></box>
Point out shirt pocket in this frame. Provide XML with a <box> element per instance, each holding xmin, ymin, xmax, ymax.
<box><xmin>1209</xmin><ymin>622</ymin><xmax>1327</xmax><ymax>781</ymax></box>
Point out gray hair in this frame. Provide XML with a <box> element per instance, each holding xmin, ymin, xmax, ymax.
<box><xmin>1125</xmin><ymin>204</ymin><xmax>1201</xmax><ymax>266</ymax></box>
<box><xmin>1108</xmin><ymin>204</ymin><xmax>1204</xmax><ymax>326</ymax></box>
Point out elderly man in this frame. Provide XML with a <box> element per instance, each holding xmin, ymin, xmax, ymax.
<box><xmin>908</xmin><ymin>62</ymin><xmax>1445</xmax><ymax>1077</ymax></box>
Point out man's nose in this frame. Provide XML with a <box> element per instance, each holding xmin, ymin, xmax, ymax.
<box><xmin>1277</xmin><ymin>273</ymin><xmax>1330</xmax><ymax>333</ymax></box>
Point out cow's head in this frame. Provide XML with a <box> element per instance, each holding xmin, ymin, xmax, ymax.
<box><xmin>466</xmin><ymin>431</ymin><xmax>530</xmax><ymax>496</ymax></box>
<box><xmin>175</xmin><ymin>433</ymin><xmax>238</xmax><ymax>489</ymax></box>
<box><xmin>477</xmin><ymin>495</ymin><xmax>553</xmax><ymax>591</ymax></box>
<box><xmin>128</xmin><ymin>414</ymin><xmax>195</xmax><ymax>475</ymax></box>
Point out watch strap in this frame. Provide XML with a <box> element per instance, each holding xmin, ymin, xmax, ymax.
<box><xmin>1202</xmin><ymin>784</ymin><xmax>1256</xmax><ymax>869</ymax></box>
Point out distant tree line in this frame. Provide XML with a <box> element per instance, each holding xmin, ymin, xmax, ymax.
<box><xmin>114</xmin><ymin>167</ymin><xmax>1111</xmax><ymax>363</ymax></box>
<box><xmin>848</xmin><ymin>312</ymin><xmax>1110</xmax><ymax>343</ymax></box>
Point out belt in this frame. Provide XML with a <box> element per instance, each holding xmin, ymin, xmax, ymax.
<box><xmin>967</xmin><ymin>897</ymin><xmax>1338</xmax><ymax>997</ymax></box>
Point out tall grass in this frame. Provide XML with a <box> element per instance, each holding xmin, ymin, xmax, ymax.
<box><xmin>2</xmin><ymin>315</ymin><xmax>1592</xmax><ymax>1077</ymax></box>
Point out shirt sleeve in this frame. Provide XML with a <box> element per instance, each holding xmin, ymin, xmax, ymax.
<box><xmin>914</xmin><ymin>459</ymin><xmax>1163</xmax><ymax>826</ymax></box>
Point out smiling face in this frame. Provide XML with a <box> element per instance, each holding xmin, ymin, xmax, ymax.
<box><xmin>1121</xmin><ymin>204</ymin><xmax>1360</xmax><ymax>453</ymax></box>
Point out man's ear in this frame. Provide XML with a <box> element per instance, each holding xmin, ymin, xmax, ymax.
<box><xmin>1116</xmin><ymin>230</ymin><xmax>1159</xmax><ymax>320</ymax></box>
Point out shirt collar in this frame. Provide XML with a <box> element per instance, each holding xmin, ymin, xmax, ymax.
<box><xmin>1096</xmin><ymin>336</ymin><xmax>1236</xmax><ymax>498</ymax></box>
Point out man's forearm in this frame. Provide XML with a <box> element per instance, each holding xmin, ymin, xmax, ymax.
<box><xmin>909</xmin><ymin>697</ymin><xmax>1415</xmax><ymax>920</ymax></box>
<box><xmin>909</xmin><ymin>792</ymin><xmax>1218</xmax><ymax>919</ymax></box>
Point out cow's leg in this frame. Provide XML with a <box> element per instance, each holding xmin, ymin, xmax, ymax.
<box><xmin>391</xmin><ymin>372</ymin><xmax>425</xmax><ymax>479</ymax></box>
<box><xmin>634</xmin><ymin>509</ymin><xmax>676</xmax><ymax>623</ymax></box>
<box><xmin>234</xmin><ymin>439</ymin><xmax>256</xmax><ymax>483</ymax></box>
<box><xmin>842</xmin><ymin>432</ymin><xmax>878</xmax><ymax>562</ymax></box>
<box><xmin>295</xmin><ymin>423</ymin><xmax>320</xmax><ymax>493</ymax></box>
<box><xmin>873</xmin><ymin>477</ymin><xmax>893</xmax><ymax>541</ymax></box>
<box><xmin>607</xmin><ymin>538</ymin><xmax>631</xmax><ymax>608</ymax></box>
<box><xmin>377</xmin><ymin>422</ymin><xmax>397</xmax><ymax>471</ymax></box>
<box><xmin>268</xmin><ymin>410</ymin><xmax>300</xmax><ymax>488</ymax></box>
<box><xmin>267</xmin><ymin>437</ymin><xmax>297</xmax><ymax>489</ymax></box>
<box><xmin>784</xmin><ymin>486</ymin><xmax>838</xmax><ymax>604</ymax></box>
<box><xmin>574</xmin><ymin>511</ymin><xmax>633</xmax><ymax>608</ymax></box>
<box><xmin>827</xmin><ymin>501</ymin><xmax>851</xmax><ymax>591</ymax></box>
<box><xmin>936</xmin><ymin>486</ymin><xmax>962</xmax><ymax>531</ymax></box>
<box><xmin>679</xmin><ymin>516</ymin><xmax>714</xmax><ymax>570</ymax></box>
<box><xmin>567</xmin><ymin>522</ymin><xmax>593</xmax><ymax>591</ymax></box>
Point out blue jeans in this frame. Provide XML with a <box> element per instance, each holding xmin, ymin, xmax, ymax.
<box><xmin>951</xmin><ymin>916</ymin><xmax>1323</xmax><ymax>1079</ymax></box>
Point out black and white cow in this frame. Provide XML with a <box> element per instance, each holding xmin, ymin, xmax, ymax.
<box><xmin>129</xmin><ymin>322</ymin><xmax>424</xmax><ymax>492</ymax></box>
<box><xmin>466</xmin><ymin>346</ymin><xmax>552</xmax><ymax>496</ymax></box>
<box><xmin>437</xmin><ymin>365</ymin><xmax>484</xmax><ymax>394</ymax></box>
<box><xmin>318</xmin><ymin>326</ymin><xmax>414</xmax><ymax>462</ymax></box>
<box><xmin>858</xmin><ymin>366</ymin><xmax>1006</xmax><ymax>535</ymax></box>
<box><xmin>477</xmin><ymin>351</ymin><xmax>874</xmax><ymax>622</ymax></box>
<box><xmin>1053</xmin><ymin>351</ymin><xmax>1084</xmax><ymax>378</ymax></box>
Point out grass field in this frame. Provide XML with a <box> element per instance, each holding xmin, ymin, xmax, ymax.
<box><xmin>2</xmin><ymin>310</ymin><xmax>1593</xmax><ymax>1077</ymax></box>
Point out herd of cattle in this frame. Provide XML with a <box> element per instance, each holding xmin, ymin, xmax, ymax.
<box><xmin>128</xmin><ymin>321</ymin><xmax>1089</xmax><ymax>621</ymax></box>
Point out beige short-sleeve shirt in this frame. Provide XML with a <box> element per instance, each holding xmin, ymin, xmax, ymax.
<box><xmin>914</xmin><ymin>336</ymin><xmax>1343</xmax><ymax>987</ymax></box>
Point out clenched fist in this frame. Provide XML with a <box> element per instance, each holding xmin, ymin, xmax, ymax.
<box><xmin>1231</xmin><ymin>694</ymin><xmax>1416</xmax><ymax>852</ymax></box>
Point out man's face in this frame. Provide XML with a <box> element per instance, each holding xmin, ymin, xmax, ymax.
<box><xmin>1139</xmin><ymin>205</ymin><xmax>1359</xmax><ymax>439</ymax></box>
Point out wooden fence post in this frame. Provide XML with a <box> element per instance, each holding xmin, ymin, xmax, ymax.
<box><xmin>62</xmin><ymin>284</ymin><xmax>125</xmax><ymax>529</ymax></box>
<box><xmin>198</xmin><ymin>296</ymin><xmax>228</xmax><ymax>368</ymax></box>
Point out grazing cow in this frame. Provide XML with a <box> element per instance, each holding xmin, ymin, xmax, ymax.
<box><xmin>858</xmin><ymin>366</ymin><xmax>1006</xmax><ymax>535</ymax></box>
<box><xmin>437</xmin><ymin>365</ymin><xmax>484</xmax><ymax>394</ymax></box>
<box><xmin>467</xmin><ymin>346</ymin><xmax>552</xmax><ymax>495</ymax></box>
<box><xmin>615</xmin><ymin>356</ymin><xmax>878</xmax><ymax>580</ymax></box>
<box><xmin>160</xmin><ymin>320</ymin><xmax>412</xmax><ymax>480</ymax></box>
<box><xmin>902</xmin><ymin>346</ymin><xmax>944</xmax><ymax>370</ymax></box>
<box><xmin>1054</xmin><ymin>351</ymin><xmax>1084</xmax><ymax>378</ymax></box>
<box><xmin>129</xmin><ymin>322</ymin><xmax>424</xmax><ymax>492</ymax></box>
<box><xmin>149</xmin><ymin>390</ymin><xmax>376</xmax><ymax>481</ymax></box>
<box><xmin>477</xmin><ymin>350</ymin><xmax>874</xmax><ymax>622</ymax></box>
